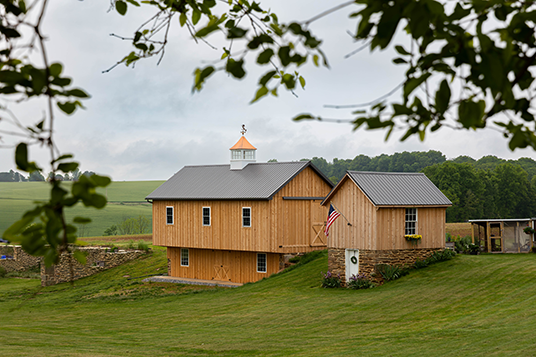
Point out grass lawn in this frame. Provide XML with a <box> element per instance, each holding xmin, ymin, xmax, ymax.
<box><xmin>0</xmin><ymin>181</ymin><xmax>164</xmax><ymax>237</ymax></box>
<box><xmin>2</xmin><ymin>250</ymin><xmax>536</xmax><ymax>356</ymax></box>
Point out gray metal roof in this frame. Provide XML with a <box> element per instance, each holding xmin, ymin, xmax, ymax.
<box><xmin>146</xmin><ymin>161</ymin><xmax>333</xmax><ymax>200</ymax></box>
<box><xmin>344</xmin><ymin>171</ymin><xmax>452</xmax><ymax>206</ymax></box>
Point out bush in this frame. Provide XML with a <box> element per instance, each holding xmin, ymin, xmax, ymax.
<box><xmin>288</xmin><ymin>255</ymin><xmax>301</xmax><ymax>263</ymax></box>
<box><xmin>347</xmin><ymin>274</ymin><xmax>375</xmax><ymax>289</ymax></box>
<box><xmin>454</xmin><ymin>235</ymin><xmax>473</xmax><ymax>254</ymax></box>
<box><xmin>137</xmin><ymin>240</ymin><xmax>150</xmax><ymax>252</ymax></box>
<box><xmin>375</xmin><ymin>264</ymin><xmax>404</xmax><ymax>281</ymax></box>
<box><xmin>127</xmin><ymin>240</ymin><xmax>136</xmax><ymax>250</ymax></box>
<box><xmin>0</xmin><ymin>266</ymin><xmax>6</xmax><ymax>278</ymax></box>
<box><xmin>321</xmin><ymin>271</ymin><xmax>341</xmax><ymax>288</ymax></box>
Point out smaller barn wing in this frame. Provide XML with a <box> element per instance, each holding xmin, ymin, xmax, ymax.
<box><xmin>323</xmin><ymin>171</ymin><xmax>452</xmax><ymax>206</ymax></box>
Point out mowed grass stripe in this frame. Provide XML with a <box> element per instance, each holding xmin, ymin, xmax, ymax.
<box><xmin>2</xmin><ymin>250</ymin><xmax>536</xmax><ymax>356</ymax></box>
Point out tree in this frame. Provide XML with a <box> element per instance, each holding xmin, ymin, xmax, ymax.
<box><xmin>29</xmin><ymin>171</ymin><xmax>45</xmax><ymax>182</ymax></box>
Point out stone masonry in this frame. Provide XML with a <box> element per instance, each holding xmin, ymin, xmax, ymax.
<box><xmin>0</xmin><ymin>245</ymin><xmax>41</xmax><ymax>273</ymax></box>
<box><xmin>41</xmin><ymin>247</ymin><xmax>147</xmax><ymax>286</ymax></box>
<box><xmin>329</xmin><ymin>247</ymin><xmax>442</xmax><ymax>285</ymax></box>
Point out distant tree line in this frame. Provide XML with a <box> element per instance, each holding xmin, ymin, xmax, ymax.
<box><xmin>299</xmin><ymin>151</ymin><xmax>536</xmax><ymax>223</ymax></box>
<box><xmin>0</xmin><ymin>168</ymin><xmax>96</xmax><ymax>182</ymax></box>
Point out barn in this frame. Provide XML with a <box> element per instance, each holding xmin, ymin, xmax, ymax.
<box><xmin>146</xmin><ymin>132</ymin><xmax>333</xmax><ymax>284</ymax></box>
<box><xmin>321</xmin><ymin>171</ymin><xmax>452</xmax><ymax>282</ymax></box>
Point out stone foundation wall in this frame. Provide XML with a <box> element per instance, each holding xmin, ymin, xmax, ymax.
<box><xmin>0</xmin><ymin>245</ymin><xmax>41</xmax><ymax>272</ymax></box>
<box><xmin>41</xmin><ymin>247</ymin><xmax>147</xmax><ymax>286</ymax></box>
<box><xmin>329</xmin><ymin>247</ymin><xmax>442</xmax><ymax>285</ymax></box>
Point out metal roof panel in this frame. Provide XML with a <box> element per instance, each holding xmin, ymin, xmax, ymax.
<box><xmin>347</xmin><ymin>171</ymin><xmax>452</xmax><ymax>206</ymax></box>
<box><xmin>146</xmin><ymin>161</ymin><xmax>332</xmax><ymax>200</ymax></box>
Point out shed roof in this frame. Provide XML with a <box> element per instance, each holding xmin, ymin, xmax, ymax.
<box><xmin>323</xmin><ymin>171</ymin><xmax>452</xmax><ymax>206</ymax></box>
<box><xmin>146</xmin><ymin>161</ymin><xmax>333</xmax><ymax>201</ymax></box>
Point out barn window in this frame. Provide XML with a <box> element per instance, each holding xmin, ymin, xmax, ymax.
<box><xmin>257</xmin><ymin>253</ymin><xmax>267</xmax><ymax>273</ymax></box>
<box><xmin>166</xmin><ymin>206</ymin><xmax>174</xmax><ymax>225</ymax></box>
<box><xmin>180</xmin><ymin>248</ymin><xmax>189</xmax><ymax>266</ymax></box>
<box><xmin>405</xmin><ymin>208</ymin><xmax>417</xmax><ymax>235</ymax></box>
<box><xmin>202</xmin><ymin>207</ymin><xmax>211</xmax><ymax>226</ymax></box>
<box><xmin>242</xmin><ymin>207</ymin><xmax>251</xmax><ymax>227</ymax></box>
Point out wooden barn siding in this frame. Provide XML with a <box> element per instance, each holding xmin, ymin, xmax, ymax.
<box><xmin>376</xmin><ymin>207</ymin><xmax>446</xmax><ymax>249</ymax></box>
<box><xmin>328</xmin><ymin>178</ymin><xmax>377</xmax><ymax>250</ymax></box>
<box><xmin>152</xmin><ymin>166</ymin><xmax>332</xmax><ymax>254</ymax></box>
<box><xmin>168</xmin><ymin>247</ymin><xmax>279</xmax><ymax>284</ymax></box>
<box><xmin>328</xmin><ymin>179</ymin><xmax>447</xmax><ymax>250</ymax></box>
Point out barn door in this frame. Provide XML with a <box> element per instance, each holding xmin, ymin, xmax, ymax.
<box><xmin>212</xmin><ymin>251</ymin><xmax>231</xmax><ymax>281</ymax></box>
<box><xmin>345</xmin><ymin>249</ymin><xmax>359</xmax><ymax>282</ymax></box>
<box><xmin>311</xmin><ymin>199</ymin><xmax>327</xmax><ymax>247</ymax></box>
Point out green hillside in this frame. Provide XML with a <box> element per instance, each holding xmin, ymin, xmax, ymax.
<box><xmin>0</xmin><ymin>181</ymin><xmax>164</xmax><ymax>237</ymax></box>
<box><xmin>1</xmin><ymin>250</ymin><xmax>535</xmax><ymax>356</ymax></box>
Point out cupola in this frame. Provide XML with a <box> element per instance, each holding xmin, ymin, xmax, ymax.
<box><xmin>230</xmin><ymin>125</ymin><xmax>256</xmax><ymax>170</ymax></box>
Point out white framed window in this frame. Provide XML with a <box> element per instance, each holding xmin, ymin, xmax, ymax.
<box><xmin>180</xmin><ymin>248</ymin><xmax>189</xmax><ymax>267</ymax></box>
<box><xmin>242</xmin><ymin>207</ymin><xmax>251</xmax><ymax>227</ymax></box>
<box><xmin>202</xmin><ymin>207</ymin><xmax>211</xmax><ymax>226</ymax></box>
<box><xmin>257</xmin><ymin>253</ymin><xmax>267</xmax><ymax>273</ymax></box>
<box><xmin>405</xmin><ymin>208</ymin><xmax>418</xmax><ymax>235</ymax></box>
<box><xmin>166</xmin><ymin>206</ymin><xmax>174</xmax><ymax>225</ymax></box>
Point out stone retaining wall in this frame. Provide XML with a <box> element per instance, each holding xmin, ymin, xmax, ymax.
<box><xmin>41</xmin><ymin>247</ymin><xmax>147</xmax><ymax>286</ymax></box>
<box><xmin>329</xmin><ymin>247</ymin><xmax>442</xmax><ymax>285</ymax></box>
<box><xmin>0</xmin><ymin>245</ymin><xmax>41</xmax><ymax>272</ymax></box>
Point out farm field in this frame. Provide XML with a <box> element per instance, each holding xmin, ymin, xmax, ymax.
<box><xmin>0</xmin><ymin>181</ymin><xmax>164</xmax><ymax>237</ymax></box>
<box><xmin>445</xmin><ymin>222</ymin><xmax>472</xmax><ymax>237</ymax></box>
<box><xmin>2</xmin><ymin>249</ymin><xmax>536</xmax><ymax>356</ymax></box>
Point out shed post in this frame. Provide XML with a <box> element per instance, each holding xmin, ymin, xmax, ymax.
<box><xmin>471</xmin><ymin>223</ymin><xmax>475</xmax><ymax>244</ymax></box>
<box><xmin>486</xmin><ymin>222</ymin><xmax>491</xmax><ymax>253</ymax></box>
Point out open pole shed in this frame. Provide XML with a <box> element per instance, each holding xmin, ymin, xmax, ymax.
<box><xmin>468</xmin><ymin>218</ymin><xmax>536</xmax><ymax>253</ymax></box>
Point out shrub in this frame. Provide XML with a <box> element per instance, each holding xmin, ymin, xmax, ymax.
<box><xmin>454</xmin><ymin>235</ymin><xmax>473</xmax><ymax>254</ymax></box>
<box><xmin>321</xmin><ymin>270</ymin><xmax>341</xmax><ymax>288</ymax></box>
<box><xmin>137</xmin><ymin>240</ymin><xmax>150</xmax><ymax>252</ymax></box>
<box><xmin>347</xmin><ymin>274</ymin><xmax>374</xmax><ymax>289</ymax></box>
<box><xmin>0</xmin><ymin>266</ymin><xmax>6</xmax><ymax>278</ymax></box>
<box><xmin>127</xmin><ymin>240</ymin><xmax>136</xmax><ymax>250</ymax></box>
<box><xmin>375</xmin><ymin>264</ymin><xmax>403</xmax><ymax>281</ymax></box>
<box><xmin>288</xmin><ymin>255</ymin><xmax>301</xmax><ymax>263</ymax></box>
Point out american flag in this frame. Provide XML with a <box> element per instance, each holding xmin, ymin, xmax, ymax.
<box><xmin>325</xmin><ymin>204</ymin><xmax>341</xmax><ymax>237</ymax></box>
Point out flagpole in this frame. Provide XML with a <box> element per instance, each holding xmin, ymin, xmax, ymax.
<box><xmin>331</xmin><ymin>202</ymin><xmax>352</xmax><ymax>226</ymax></box>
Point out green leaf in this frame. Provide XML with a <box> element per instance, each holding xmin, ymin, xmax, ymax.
<box><xmin>57</xmin><ymin>162</ymin><xmax>79</xmax><ymax>173</ymax></box>
<box><xmin>116</xmin><ymin>0</ymin><xmax>127</xmax><ymax>15</ymax></box>
<box><xmin>66</xmin><ymin>88</ymin><xmax>90</xmax><ymax>98</ymax></box>
<box><xmin>49</xmin><ymin>63</ymin><xmax>63</xmax><ymax>77</ymax></box>
<box><xmin>125</xmin><ymin>0</ymin><xmax>140</xmax><ymax>6</ymax></box>
<box><xmin>193</xmin><ymin>66</ymin><xmax>215</xmax><ymax>92</ymax></box>
<box><xmin>192</xmin><ymin>9</ymin><xmax>201</xmax><ymax>25</ymax></box>
<box><xmin>299</xmin><ymin>76</ymin><xmax>306</xmax><ymax>89</ymax></box>
<box><xmin>257</xmin><ymin>48</ymin><xmax>274</xmax><ymax>64</ymax></box>
<box><xmin>179</xmin><ymin>13</ymin><xmax>187</xmax><ymax>27</ymax></box>
<box><xmin>259</xmin><ymin>70</ymin><xmax>276</xmax><ymax>86</ymax></box>
<box><xmin>403</xmin><ymin>73</ymin><xmax>431</xmax><ymax>100</ymax></box>
<box><xmin>293</xmin><ymin>113</ymin><xmax>315</xmax><ymax>121</ymax></box>
<box><xmin>15</xmin><ymin>143</ymin><xmax>39</xmax><ymax>173</ymax></box>
<box><xmin>395</xmin><ymin>45</ymin><xmax>410</xmax><ymax>55</ymax></box>
<box><xmin>57</xmin><ymin>101</ymin><xmax>76</xmax><ymax>115</ymax></box>
<box><xmin>73</xmin><ymin>217</ymin><xmax>92</xmax><ymax>224</ymax></box>
<box><xmin>312</xmin><ymin>54</ymin><xmax>319</xmax><ymax>67</ymax></box>
<box><xmin>90</xmin><ymin>174</ymin><xmax>112</xmax><ymax>187</ymax></box>
<box><xmin>435</xmin><ymin>79</ymin><xmax>451</xmax><ymax>113</ymax></box>
<box><xmin>73</xmin><ymin>250</ymin><xmax>87</xmax><ymax>265</ymax></box>
<box><xmin>225</xmin><ymin>58</ymin><xmax>245</xmax><ymax>79</ymax></box>
<box><xmin>250</xmin><ymin>86</ymin><xmax>268</xmax><ymax>103</ymax></box>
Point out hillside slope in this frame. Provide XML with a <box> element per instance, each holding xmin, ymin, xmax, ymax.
<box><xmin>2</xmin><ymin>249</ymin><xmax>536</xmax><ymax>356</ymax></box>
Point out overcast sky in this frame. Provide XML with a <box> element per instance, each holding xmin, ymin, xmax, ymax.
<box><xmin>1</xmin><ymin>1</ymin><xmax>534</xmax><ymax>181</ymax></box>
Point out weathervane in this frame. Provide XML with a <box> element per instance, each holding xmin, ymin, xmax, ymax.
<box><xmin>240</xmin><ymin>124</ymin><xmax>247</xmax><ymax>136</ymax></box>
